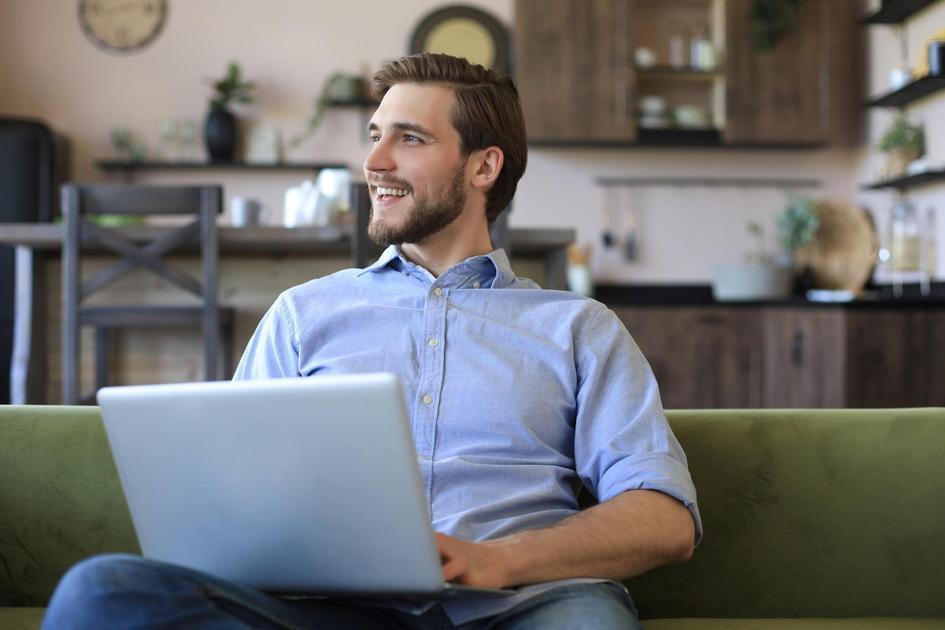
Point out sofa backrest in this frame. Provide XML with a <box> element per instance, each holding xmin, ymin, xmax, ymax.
<box><xmin>0</xmin><ymin>406</ymin><xmax>138</xmax><ymax>607</ymax></box>
<box><xmin>631</xmin><ymin>408</ymin><xmax>945</xmax><ymax>619</ymax></box>
<box><xmin>2</xmin><ymin>406</ymin><xmax>944</xmax><ymax>616</ymax></box>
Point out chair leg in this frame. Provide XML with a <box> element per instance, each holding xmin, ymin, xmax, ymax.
<box><xmin>222</xmin><ymin>319</ymin><xmax>234</xmax><ymax>380</ymax></box>
<box><xmin>95</xmin><ymin>327</ymin><xmax>109</xmax><ymax>393</ymax></box>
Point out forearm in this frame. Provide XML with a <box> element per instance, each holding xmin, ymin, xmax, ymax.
<box><xmin>487</xmin><ymin>489</ymin><xmax>695</xmax><ymax>587</ymax></box>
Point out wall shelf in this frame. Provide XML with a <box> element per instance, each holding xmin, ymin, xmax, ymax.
<box><xmin>95</xmin><ymin>160</ymin><xmax>348</xmax><ymax>173</ymax></box>
<box><xmin>866</xmin><ymin>75</ymin><xmax>945</xmax><ymax>108</ymax></box>
<box><xmin>636</xmin><ymin>66</ymin><xmax>723</xmax><ymax>81</ymax></box>
<box><xmin>862</xmin><ymin>0</ymin><xmax>937</xmax><ymax>24</ymax></box>
<box><xmin>861</xmin><ymin>168</ymin><xmax>945</xmax><ymax>191</ymax></box>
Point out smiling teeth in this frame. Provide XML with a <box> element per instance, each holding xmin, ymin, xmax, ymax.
<box><xmin>376</xmin><ymin>187</ymin><xmax>409</xmax><ymax>196</ymax></box>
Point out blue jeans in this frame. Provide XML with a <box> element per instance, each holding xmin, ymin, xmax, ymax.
<box><xmin>42</xmin><ymin>554</ymin><xmax>641</xmax><ymax>629</ymax></box>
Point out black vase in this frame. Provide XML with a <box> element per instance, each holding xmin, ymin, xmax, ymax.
<box><xmin>204</xmin><ymin>109</ymin><xmax>236</xmax><ymax>163</ymax></box>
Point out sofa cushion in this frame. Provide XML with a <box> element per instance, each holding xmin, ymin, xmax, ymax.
<box><xmin>0</xmin><ymin>607</ymin><xmax>46</xmax><ymax>630</ymax></box>
<box><xmin>644</xmin><ymin>619</ymin><xmax>945</xmax><ymax>630</ymax></box>
<box><xmin>630</xmin><ymin>409</ymin><xmax>945</xmax><ymax>620</ymax></box>
<box><xmin>0</xmin><ymin>406</ymin><xmax>139</xmax><ymax>607</ymax></box>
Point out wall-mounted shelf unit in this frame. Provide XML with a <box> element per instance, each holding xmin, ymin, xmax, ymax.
<box><xmin>95</xmin><ymin>160</ymin><xmax>347</xmax><ymax>173</ymax></box>
<box><xmin>861</xmin><ymin>168</ymin><xmax>945</xmax><ymax>191</ymax></box>
<box><xmin>862</xmin><ymin>0</ymin><xmax>937</xmax><ymax>24</ymax></box>
<box><xmin>866</xmin><ymin>75</ymin><xmax>945</xmax><ymax>108</ymax></box>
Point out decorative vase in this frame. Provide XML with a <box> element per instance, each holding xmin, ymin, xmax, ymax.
<box><xmin>204</xmin><ymin>109</ymin><xmax>236</xmax><ymax>163</ymax></box>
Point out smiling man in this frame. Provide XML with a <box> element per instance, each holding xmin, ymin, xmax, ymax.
<box><xmin>43</xmin><ymin>54</ymin><xmax>700</xmax><ymax>630</ymax></box>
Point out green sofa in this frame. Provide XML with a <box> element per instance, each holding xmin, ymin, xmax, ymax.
<box><xmin>2</xmin><ymin>406</ymin><xmax>943</xmax><ymax>629</ymax></box>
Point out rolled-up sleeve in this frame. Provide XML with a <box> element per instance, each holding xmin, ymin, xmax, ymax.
<box><xmin>232</xmin><ymin>294</ymin><xmax>301</xmax><ymax>381</ymax></box>
<box><xmin>574</xmin><ymin>307</ymin><xmax>703</xmax><ymax>545</ymax></box>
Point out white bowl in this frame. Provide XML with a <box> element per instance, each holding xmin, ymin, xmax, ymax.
<box><xmin>712</xmin><ymin>263</ymin><xmax>794</xmax><ymax>301</ymax></box>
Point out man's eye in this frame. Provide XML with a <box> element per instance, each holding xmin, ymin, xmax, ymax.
<box><xmin>403</xmin><ymin>134</ymin><xmax>423</xmax><ymax>144</ymax></box>
<box><xmin>369</xmin><ymin>134</ymin><xmax>381</xmax><ymax>143</ymax></box>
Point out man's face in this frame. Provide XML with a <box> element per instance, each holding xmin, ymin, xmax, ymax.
<box><xmin>364</xmin><ymin>83</ymin><xmax>470</xmax><ymax>246</ymax></box>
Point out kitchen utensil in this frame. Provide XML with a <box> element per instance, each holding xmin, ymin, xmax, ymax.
<box><xmin>622</xmin><ymin>186</ymin><xmax>637</xmax><ymax>261</ymax></box>
<box><xmin>601</xmin><ymin>186</ymin><xmax>616</xmax><ymax>248</ymax></box>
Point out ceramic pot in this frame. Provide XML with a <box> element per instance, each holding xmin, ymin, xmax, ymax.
<box><xmin>204</xmin><ymin>109</ymin><xmax>236</xmax><ymax>163</ymax></box>
<box><xmin>885</xmin><ymin>147</ymin><xmax>921</xmax><ymax>178</ymax></box>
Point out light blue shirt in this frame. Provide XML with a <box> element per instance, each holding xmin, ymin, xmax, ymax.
<box><xmin>234</xmin><ymin>245</ymin><xmax>702</xmax><ymax>623</ymax></box>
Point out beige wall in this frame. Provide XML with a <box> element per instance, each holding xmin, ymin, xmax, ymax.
<box><xmin>1</xmin><ymin>0</ymin><xmax>941</xmax><ymax>282</ymax></box>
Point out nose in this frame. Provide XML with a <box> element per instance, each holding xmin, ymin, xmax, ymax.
<box><xmin>364</xmin><ymin>136</ymin><xmax>394</xmax><ymax>176</ymax></box>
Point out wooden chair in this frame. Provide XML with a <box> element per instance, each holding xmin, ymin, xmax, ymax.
<box><xmin>60</xmin><ymin>184</ymin><xmax>234</xmax><ymax>404</ymax></box>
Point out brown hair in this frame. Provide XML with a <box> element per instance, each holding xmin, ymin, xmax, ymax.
<box><xmin>371</xmin><ymin>53</ymin><xmax>527</xmax><ymax>222</ymax></box>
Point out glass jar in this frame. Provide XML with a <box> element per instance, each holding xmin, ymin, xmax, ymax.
<box><xmin>889</xmin><ymin>198</ymin><xmax>921</xmax><ymax>272</ymax></box>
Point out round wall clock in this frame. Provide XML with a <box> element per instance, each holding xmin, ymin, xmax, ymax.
<box><xmin>409</xmin><ymin>5</ymin><xmax>511</xmax><ymax>74</ymax></box>
<box><xmin>78</xmin><ymin>0</ymin><xmax>168</xmax><ymax>53</ymax></box>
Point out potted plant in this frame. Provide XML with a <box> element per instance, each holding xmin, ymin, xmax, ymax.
<box><xmin>777</xmin><ymin>192</ymin><xmax>819</xmax><ymax>264</ymax></box>
<box><xmin>878</xmin><ymin>116</ymin><xmax>924</xmax><ymax>178</ymax></box>
<box><xmin>288</xmin><ymin>73</ymin><xmax>368</xmax><ymax>150</ymax></box>
<box><xmin>204</xmin><ymin>61</ymin><xmax>255</xmax><ymax>163</ymax></box>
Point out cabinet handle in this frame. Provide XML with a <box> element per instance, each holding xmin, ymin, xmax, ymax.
<box><xmin>791</xmin><ymin>330</ymin><xmax>805</xmax><ymax>367</ymax></box>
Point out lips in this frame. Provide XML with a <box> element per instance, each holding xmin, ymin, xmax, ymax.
<box><xmin>370</xmin><ymin>181</ymin><xmax>412</xmax><ymax>209</ymax></box>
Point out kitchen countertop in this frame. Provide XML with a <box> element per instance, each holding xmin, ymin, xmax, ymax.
<box><xmin>594</xmin><ymin>283</ymin><xmax>945</xmax><ymax>308</ymax></box>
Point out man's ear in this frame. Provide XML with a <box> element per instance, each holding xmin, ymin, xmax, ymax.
<box><xmin>469</xmin><ymin>146</ymin><xmax>504</xmax><ymax>192</ymax></box>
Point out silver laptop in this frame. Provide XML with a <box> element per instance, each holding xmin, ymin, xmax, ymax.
<box><xmin>97</xmin><ymin>374</ymin><xmax>514</xmax><ymax>599</ymax></box>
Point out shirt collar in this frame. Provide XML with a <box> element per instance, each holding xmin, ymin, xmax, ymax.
<box><xmin>357</xmin><ymin>245</ymin><xmax>517</xmax><ymax>289</ymax></box>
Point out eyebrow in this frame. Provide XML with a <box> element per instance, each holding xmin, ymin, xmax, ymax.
<box><xmin>367</xmin><ymin>121</ymin><xmax>436</xmax><ymax>138</ymax></box>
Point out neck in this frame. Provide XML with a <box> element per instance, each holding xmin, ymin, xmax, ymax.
<box><xmin>399</xmin><ymin>207</ymin><xmax>494</xmax><ymax>277</ymax></box>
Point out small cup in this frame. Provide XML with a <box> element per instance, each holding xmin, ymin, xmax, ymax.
<box><xmin>231</xmin><ymin>197</ymin><xmax>263</xmax><ymax>227</ymax></box>
<box><xmin>634</xmin><ymin>47</ymin><xmax>656</xmax><ymax>68</ymax></box>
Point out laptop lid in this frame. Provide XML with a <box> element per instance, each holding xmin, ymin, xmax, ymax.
<box><xmin>97</xmin><ymin>374</ymin><xmax>447</xmax><ymax>595</ymax></box>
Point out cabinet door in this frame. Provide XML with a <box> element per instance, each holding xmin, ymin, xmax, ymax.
<box><xmin>515</xmin><ymin>0</ymin><xmax>636</xmax><ymax>143</ymax></box>
<box><xmin>845</xmin><ymin>311</ymin><xmax>945</xmax><ymax>407</ymax></box>
<box><xmin>723</xmin><ymin>0</ymin><xmax>857</xmax><ymax>145</ymax></box>
<box><xmin>763</xmin><ymin>308</ymin><xmax>845</xmax><ymax>407</ymax></box>
<box><xmin>613</xmin><ymin>306</ymin><xmax>765</xmax><ymax>409</ymax></box>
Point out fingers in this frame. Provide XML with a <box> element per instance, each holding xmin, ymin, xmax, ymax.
<box><xmin>435</xmin><ymin>532</ymin><xmax>468</xmax><ymax>583</ymax></box>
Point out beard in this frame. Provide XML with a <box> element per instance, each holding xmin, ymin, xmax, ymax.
<box><xmin>367</xmin><ymin>160</ymin><xmax>467</xmax><ymax>246</ymax></box>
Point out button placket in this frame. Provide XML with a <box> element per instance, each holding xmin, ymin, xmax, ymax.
<box><xmin>417</xmin><ymin>285</ymin><xmax>448</xmax><ymax>504</ymax></box>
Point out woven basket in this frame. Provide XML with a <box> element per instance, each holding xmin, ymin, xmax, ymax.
<box><xmin>794</xmin><ymin>200</ymin><xmax>879</xmax><ymax>294</ymax></box>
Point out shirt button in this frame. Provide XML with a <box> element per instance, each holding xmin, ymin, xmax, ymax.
<box><xmin>473</xmin><ymin>281</ymin><xmax>481</xmax><ymax>289</ymax></box>
<box><xmin>428</xmin><ymin>337</ymin><xmax>439</xmax><ymax>347</ymax></box>
<box><xmin>422</xmin><ymin>394</ymin><xmax>433</xmax><ymax>405</ymax></box>
<box><xmin>433</xmin><ymin>287</ymin><xmax>443</xmax><ymax>297</ymax></box>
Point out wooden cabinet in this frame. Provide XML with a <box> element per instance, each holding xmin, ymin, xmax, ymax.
<box><xmin>724</xmin><ymin>0</ymin><xmax>858</xmax><ymax>145</ymax></box>
<box><xmin>613</xmin><ymin>305</ymin><xmax>945</xmax><ymax>408</ymax></box>
<box><xmin>515</xmin><ymin>0</ymin><xmax>636</xmax><ymax>143</ymax></box>
<box><xmin>845</xmin><ymin>311</ymin><xmax>945</xmax><ymax>407</ymax></box>
<box><xmin>763</xmin><ymin>308</ymin><xmax>845</xmax><ymax>407</ymax></box>
<box><xmin>614</xmin><ymin>306</ymin><xmax>764</xmax><ymax>408</ymax></box>
<box><xmin>514</xmin><ymin>0</ymin><xmax>858</xmax><ymax>146</ymax></box>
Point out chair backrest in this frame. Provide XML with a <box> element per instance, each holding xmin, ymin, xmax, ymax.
<box><xmin>59</xmin><ymin>184</ymin><xmax>224</xmax><ymax>403</ymax></box>
<box><xmin>60</xmin><ymin>184</ymin><xmax>223</xmax><ymax>307</ymax></box>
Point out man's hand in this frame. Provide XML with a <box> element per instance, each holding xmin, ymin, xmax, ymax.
<box><xmin>436</xmin><ymin>533</ymin><xmax>510</xmax><ymax>589</ymax></box>
<box><xmin>436</xmin><ymin>490</ymin><xmax>695</xmax><ymax>589</ymax></box>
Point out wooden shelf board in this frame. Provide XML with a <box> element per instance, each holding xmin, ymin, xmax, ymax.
<box><xmin>862</xmin><ymin>0</ymin><xmax>938</xmax><ymax>24</ymax></box>
<box><xmin>861</xmin><ymin>168</ymin><xmax>945</xmax><ymax>191</ymax></box>
<box><xmin>866</xmin><ymin>74</ymin><xmax>945</xmax><ymax>108</ymax></box>
<box><xmin>95</xmin><ymin>161</ymin><xmax>348</xmax><ymax>172</ymax></box>
<box><xmin>637</xmin><ymin>66</ymin><xmax>723</xmax><ymax>80</ymax></box>
<box><xmin>326</xmin><ymin>98</ymin><xmax>379</xmax><ymax>108</ymax></box>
